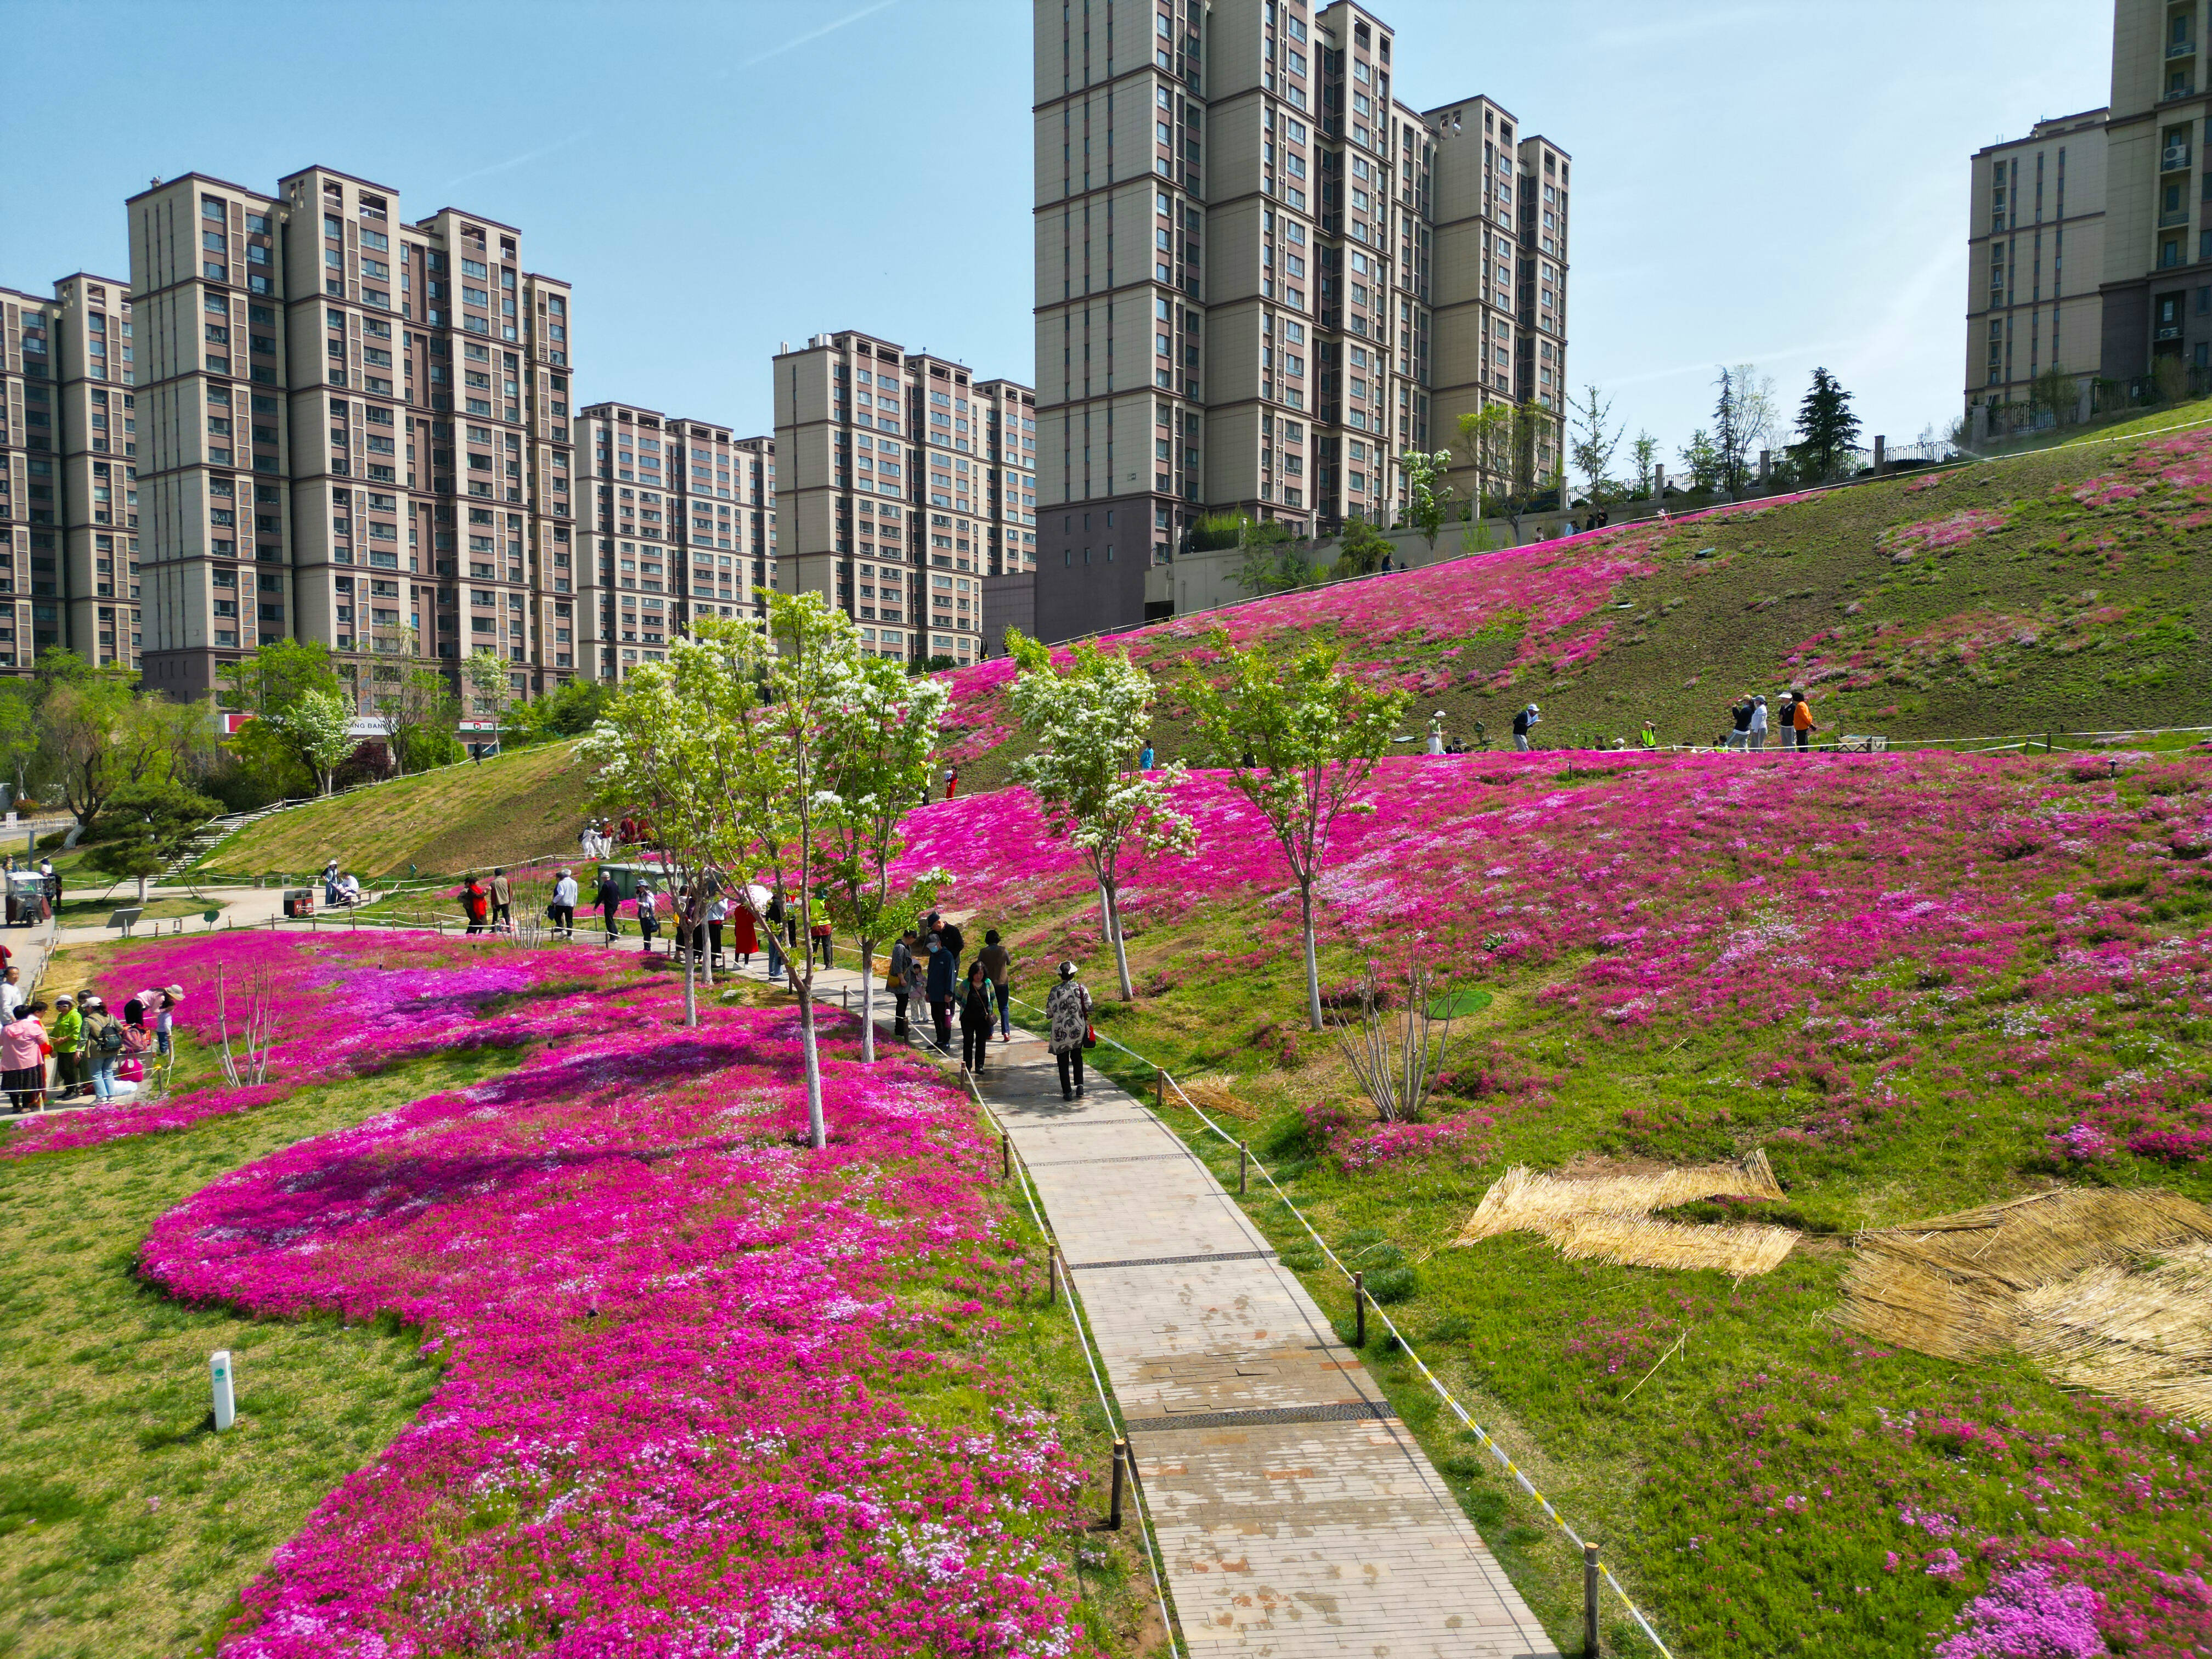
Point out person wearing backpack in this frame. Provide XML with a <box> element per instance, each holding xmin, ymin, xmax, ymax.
<box><xmin>979</xmin><ymin>928</ymin><xmax>1013</xmax><ymax>1041</ymax></box>
<box><xmin>635</xmin><ymin>884</ymin><xmax>661</xmax><ymax>955</ymax></box>
<box><xmin>925</xmin><ymin>935</ymin><xmax>956</xmax><ymax>1050</ymax></box>
<box><xmin>79</xmin><ymin>994</ymin><xmax>127</xmax><ymax>1102</ymax></box>
<box><xmin>958</xmin><ymin>960</ymin><xmax>996</xmax><ymax>1075</ymax></box>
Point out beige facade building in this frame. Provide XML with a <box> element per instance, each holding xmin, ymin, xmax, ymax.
<box><xmin>2098</xmin><ymin>0</ymin><xmax>2212</xmax><ymax>385</ymax></box>
<box><xmin>573</xmin><ymin>402</ymin><xmax>775</xmax><ymax>679</ymax></box>
<box><xmin>128</xmin><ymin>166</ymin><xmax>577</xmax><ymax>714</ymax></box>
<box><xmin>772</xmin><ymin>331</ymin><xmax>1035</xmax><ymax>667</ymax></box>
<box><xmin>1</xmin><ymin>275</ymin><xmax>140</xmax><ymax>673</ymax></box>
<box><xmin>1031</xmin><ymin>0</ymin><xmax>1568</xmax><ymax>640</ymax></box>
<box><xmin>1965</xmin><ymin>112</ymin><xmax>2109</xmax><ymax>428</ymax></box>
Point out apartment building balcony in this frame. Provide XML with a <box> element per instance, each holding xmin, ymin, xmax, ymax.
<box><xmin>2169</xmin><ymin>37</ymin><xmax>2197</xmax><ymax>58</ymax></box>
<box><xmin>2160</xmin><ymin>205</ymin><xmax>2193</xmax><ymax>227</ymax></box>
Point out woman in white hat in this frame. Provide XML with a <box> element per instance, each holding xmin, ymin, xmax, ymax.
<box><xmin>1043</xmin><ymin>962</ymin><xmax>1093</xmax><ymax>1101</ymax></box>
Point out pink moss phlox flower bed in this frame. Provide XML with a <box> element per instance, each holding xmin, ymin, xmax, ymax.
<box><xmin>933</xmin><ymin>493</ymin><xmax>1829</xmax><ymax>752</ymax></box>
<box><xmin>896</xmin><ymin>748</ymin><xmax>2212</xmax><ymax>1156</ymax></box>
<box><xmin>143</xmin><ymin>967</ymin><xmax>1087</xmax><ymax>1656</ymax></box>
<box><xmin>7</xmin><ymin>932</ymin><xmax>620</xmax><ymax>1159</ymax></box>
<box><xmin>1877</xmin><ymin>509</ymin><xmax>2013</xmax><ymax>557</ymax></box>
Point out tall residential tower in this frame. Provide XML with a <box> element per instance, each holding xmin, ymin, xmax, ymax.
<box><xmin>1031</xmin><ymin>0</ymin><xmax>1570</xmax><ymax>640</ymax></box>
<box><xmin>128</xmin><ymin>166</ymin><xmax>577</xmax><ymax>713</ymax></box>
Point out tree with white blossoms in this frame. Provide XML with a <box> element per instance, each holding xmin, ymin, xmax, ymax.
<box><xmin>1181</xmin><ymin>630</ymin><xmax>1409</xmax><ymax>1031</ymax></box>
<box><xmin>579</xmin><ymin>659</ymin><xmax>727</xmax><ymax>1029</ymax></box>
<box><xmin>1006</xmin><ymin>630</ymin><xmax>1194</xmax><ymax>1001</ymax></box>
<box><xmin>814</xmin><ymin>650</ymin><xmax>950</xmax><ymax>1064</ymax></box>
<box><xmin>269</xmin><ymin>687</ymin><xmax>357</xmax><ymax>797</ymax></box>
<box><xmin>1395</xmin><ymin>449</ymin><xmax>1457</xmax><ymax>552</ymax></box>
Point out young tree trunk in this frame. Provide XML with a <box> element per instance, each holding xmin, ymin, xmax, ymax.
<box><xmin>857</xmin><ymin>934</ymin><xmax>877</xmax><ymax>1063</ymax></box>
<box><xmin>1300</xmin><ymin>882</ymin><xmax>1323</xmax><ymax>1032</ymax></box>
<box><xmin>1101</xmin><ymin>871</ymin><xmax>1135</xmax><ymax>1001</ymax></box>
<box><xmin>682</xmin><ymin>947</ymin><xmax>697</xmax><ymax>1028</ymax></box>
<box><xmin>797</xmin><ymin>986</ymin><xmax>827</xmax><ymax>1148</ymax></box>
<box><xmin>138</xmin><ymin>873</ymin><xmax>150</xmax><ymax>903</ymax></box>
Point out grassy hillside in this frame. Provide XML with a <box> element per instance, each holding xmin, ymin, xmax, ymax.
<box><xmin>194</xmin><ymin>741</ymin><xmax>591</xmax><ymax>880</ymax></box>
<box><xmin>899</xmin><ymin>748</ymin><xmax>2212</xmax><ymax>1655</ymax></box>
<box><xmin>941</xmin><ymin>404</ymin><xmax>2212</xmax><ymax>790</ymax></box>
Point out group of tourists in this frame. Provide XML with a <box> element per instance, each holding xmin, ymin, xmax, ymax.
<box><xmin>0</xmin><ymin>974</ymin><xmax>178</xmax><ymax>1113</ymax></box>
<box><xmin>455</xmin><ymin>868</ymin><xmax>520</xmax><ymax>934</ymax></box>
<box><xmin>1723</xmin><ymin>691</ymin><xmax>1818</xmax><ymax>751</ymax></box>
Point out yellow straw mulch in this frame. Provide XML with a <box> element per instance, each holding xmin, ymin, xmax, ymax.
<box><xmin>1839</xmin><ymin>1190</ymin><xmax>2212</xmax><ymax>1421</ymax></box>
<box><xmin>1175</xmin><ymin>1073</ymin><xmax>1263</xmax><ymax>1123</ymax></box>
<box><xmin>1454</xmin><ymin>1150</ymin><xmax>1796</xmax><ymax>1276</ymax></box>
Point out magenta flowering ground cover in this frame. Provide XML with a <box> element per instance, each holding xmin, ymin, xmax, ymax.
<box><xmin>898</xmin><ymin>746</ymin><xmax>2212</xmax><ymax>1652</ymax></box>
<box><xmin>8</xmin><ymin>932</ymin><xmax>619</xmax><ymax>1158</ymax></box>
<box><xmin>136</xmin><ymin>952</ymin><xmax>1101</xmax><ymax>1657</ymax></box>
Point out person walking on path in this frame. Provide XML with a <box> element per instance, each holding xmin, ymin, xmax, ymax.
<box><xmin>594</xmin><ymin>868</ymin><xmax>623</xmax><ymax>947</ymax></box>
<box><xmin>1749</xmin><ymin>695</ymin><xmax>1770</xmax><ymax>751</ymax></box>
<box><xmin>810</xmin><ymin>896</ymin><xmax>834</xmax><ymax>969</ymax></box>
<box><xmin>459</xmin><ymin>877</ymin><xmax>489</xmax><ymax>935</ymax></box>
<box><xmin>1791</xmin><ymin>691</ymin><xmax>1817</xmax><ymax>751</ymax></box>
<box><xmin>730</xmin><ymin>896</ymin><xmax>759</xmax><ymax>968</ymax></box>
<box><xmin>40</xmin><ymin>856</ymin><xmax>59</xmax><ymax>909</ymax></box>
<box><xmin>1045</xmin><ymin>962</ymin><xmax>1093</xmax><ymax>1100</ymax></box>
<box><xmin>2</xmin><ymin>1000</ymin><xmax>49</xmax><ymax>1113</ymax></box>
<box><xmin>889</xmin><ymin>929</ymin><xmax>918</xmax><ymax>1039</ymax></box>
<box><xmin>635</xmin><ymin>884</ymin><xmax>661</xmax><ymax>955</ymax></box>
<box><xmin>925</xmin><ymin>935</ymin><xmax>956</xmax><ymax>1051</ymax></box>
<box><xmin>937</xmin><ymin>916</ymin><xmax>965</xmax><ymax>977</ymax></box>
<box><xmin>1512</xmin><ymin>703</ymin><xmax>1541</xmax><ymax>752</ymax></box>
<box><xmin>765</xmin><ymin>891</ymin><xmax>786</xmax><ymax>980</ymax></box>
<box><xmin>489</xmin><ymin>868</ymin><xmax>514</xmax><ymax>932</ymax></box>
<box><xmin>958</xmin><ymin>961</ymin><xmax>996</xmax><ymax>1074</ymax></box>
<box><xmin>979</xmin><ymin>929</ymin><xmax>1013</xmax><ymax>1041</ymax></box>
<box><xmin>706</xmin><ymin>891</ymin><xmax>727</xmax><ymax>969</ymax></box>
<box><xmin>79</xmin><ymin>994</ymin><xmax>126</xmax><ymax>1103</ymax></box>
<box><xmin>49</xmin><ymin>995</ymin><xmax>82</xmax><ymax>1099</ymax></box>
<box><xmin>551</xmin><ymin>869</ymin><xmax>578</xmax><ymax>939</ymax></box>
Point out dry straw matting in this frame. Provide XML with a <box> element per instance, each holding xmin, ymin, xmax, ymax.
<box><xmin>1454</xmin><ymin>1150</ymin><xmax>1799</xmax><ymax>1277</ymax></box>
<box><xmin>1841</xmin><ymin>1188</ymin><xmax>2212</xmax><ymax>1423</ymax></box>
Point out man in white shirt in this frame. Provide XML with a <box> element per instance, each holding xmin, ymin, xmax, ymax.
<box><xmin>0</xmin><ymin>966</ymin><xmax>21</xmax><ymax>1022</ymax></box>
<box><xmin>550</xmin><ymin>869</ymin><xmax>579</xmax><ymax>940</ymax></box>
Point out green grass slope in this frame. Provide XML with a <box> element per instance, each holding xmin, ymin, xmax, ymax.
<box><xmin>941</xmin><ymin>403</ymin><xmax>2212</xmax><ymax>790</ymax></box>
<box><xmin>194</xmin><ymin>741</ymin><xmax>592</xmax><ymax>881</ymax></box>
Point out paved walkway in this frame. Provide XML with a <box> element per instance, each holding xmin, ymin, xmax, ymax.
<box><xmin>725</xmin><ymin>949</ymin><xmax>1559</xmax><ymax>1659</ymax></box>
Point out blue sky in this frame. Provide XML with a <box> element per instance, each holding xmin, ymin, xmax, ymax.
<box><xmin>3</xmin><ymin>0</ymin><xmax>2110</xmax><ymax>464</ymax></box>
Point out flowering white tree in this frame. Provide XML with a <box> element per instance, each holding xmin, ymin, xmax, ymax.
<box><xmin>579</xmin><ymin>662</ymin><xmax>726</xmax><ymax>1028</ymax></box>
<box><xmin>270</xmin><ymin>687</ymin><xmax>357</xmax><ymax>797</ymax></box>
<box><xmin>1182</xmin><ymin>631</ymin><xmax>1409</xmax><ymax>1030</ymax></box>
<box><xmin>1395</xmin><ymin>449</ymin><xmax>1458</xmax><ymax>552</ymax></box>
<box><xmin>815</xmin><ymin>652</ymin><xmax>950</xmax><ymax>1063</ymax></box>
<box><xmin>1006</xmin><ymin>631</ymin><xmax>1194</xmax><ymax>1001</ymax></box>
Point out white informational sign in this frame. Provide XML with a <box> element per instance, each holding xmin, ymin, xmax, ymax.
<box><xmin>210</xmin><ymin>1349</ymin><xmax>236</xmax><ymax>1431</ymax></box>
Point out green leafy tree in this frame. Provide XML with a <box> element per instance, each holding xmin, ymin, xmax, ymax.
<box><xmin>1182</xmin><ymin>633</ymin><xmax>1409</xmax><ymax>1030</ymax></box>
<box><xmin>1678</xmin><ymin>429</ymin><xmax>1723</xmax><ymax>493</ymax></box>
<box><xmin>1788</xmin><ymin>367</ymin><xmax>1862</xmax><ymax>481</ymax></box>
<box><xmin>270</xmin><ymin>688</ymin><xmax>358</xmax><ymax>797</ymax></box>
<box><xmin>814</xmin><ymin>654</ymin><xmax>951</xmax><ymax>1062</ymax></box>
<box><xmin>1567</xmin><ymin>383</ymin><xmax>1624</xmax><ymax>503</ymax></box>
<box><xmin>1233</xmin><ymin>516</ymin><xmax>1316</xmax><ymax>596</ymax></box>
<box><xmin>219</xmin><ymin>639</ymin><xmax>341</xmax><ymax>719</ymax></box>
<box><xmin>377</xmin><ymin>659</ymin><xmax>461</xmax><ymax>776</ymax></box>
<box><xmin>1332</xmin><ymin>517</ymin><xmax>1394</xmax><ymax>577</ymax></box>
<box><xmin>1006</xmin><ymin>630</ymin><xmax>1195</xmax><ymax>1001</ymax></box>
<box><xmin>0</xmin><ymin>680</ymin><xmax>39</xmax><ymax>805</ymax></box>
<box><xmin>583</xmin><ymin>656</ymin><xmax>730</xmax><ymax>1028</ymax></box>
<box><xmin>1187</xmin><ymin>512</ymin><xmax>1247</xmax><ymax>552</ymax></box>
<box><xmin>1630</xmin><ymin>432</ymin><xmax>1660</xmax><ymax>497</ymax></box>
<box><xmin>1395</xmin><ymin>449</ymin><xmax>1457</xmax><ymax>551</ymax></box>
<box><xmin>83</xmin><ymin>780</ymin><xmax>222</xmax><ymax>901</ymax></box>
<box><xmin>1457</xmin><ymin>403</ymin><xmax>1542</xmax><ymax>523</ymax></box>
<box><xmin>41</xmin><ymin>681</ymin><xmax>205</xmax><ymax>833</ymax></box>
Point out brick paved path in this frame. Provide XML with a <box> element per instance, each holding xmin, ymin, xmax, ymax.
<box><xmin>729</xmin><ymin>950</ymin><xmax>1559</xmax><ymax>1659</ymax></box>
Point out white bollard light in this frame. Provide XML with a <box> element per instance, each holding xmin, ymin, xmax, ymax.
<box><xmin>210</xmin><ymin>1350</ymin><xmax>236</xmax><ymax>1431</ymax></box>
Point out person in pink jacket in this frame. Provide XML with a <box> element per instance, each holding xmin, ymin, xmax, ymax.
<box><xmin>2</xmin><ymin>1001</ymin><xmax>52</xmax><ymax>1114</ymax></box>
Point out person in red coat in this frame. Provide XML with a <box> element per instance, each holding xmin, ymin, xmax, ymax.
<box><xmin>730</xmin><ymin>900</ymin><xmax>760</xmax><ymax>967</ymax></box>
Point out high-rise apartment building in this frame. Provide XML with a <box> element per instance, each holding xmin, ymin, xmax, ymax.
<box><xmin>128</xmin><ymin>166</ymin><xmax>578</xmax><ymax>714</ymax></box>
<box><xmin>1031</xmin><ymin>0</ymin><xmax>1569</xmax><ymax>640</ymax></box>
<box><xmin>1</xmin><ymin>274</ymin><xmax>141</xmax><ymax>673</ymax></box>
<box><xmin>2097</xmin><ymin>0</ymin><xmax>2212</xmax><ymax>386</ymax></box>
<box><xmin>772</xmin><ymin>331</ymin><xmax>1036</xmax><ymax>666</ymax></box>
<box><xmin>573</xmin><ymin>402</ymin><xmax>775</xmax><ymax>678</ymax></box>
<box><xmin>1964</xmin><ymin>111</ymin><xmax>2108</xmax><ymax>428</ymax></box>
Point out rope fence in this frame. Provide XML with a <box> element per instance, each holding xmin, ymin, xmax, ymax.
<box><xmin>1006</xmin><ymin>991</ymin><xmax>1677</xmax><ymax>1659</ymax></box>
